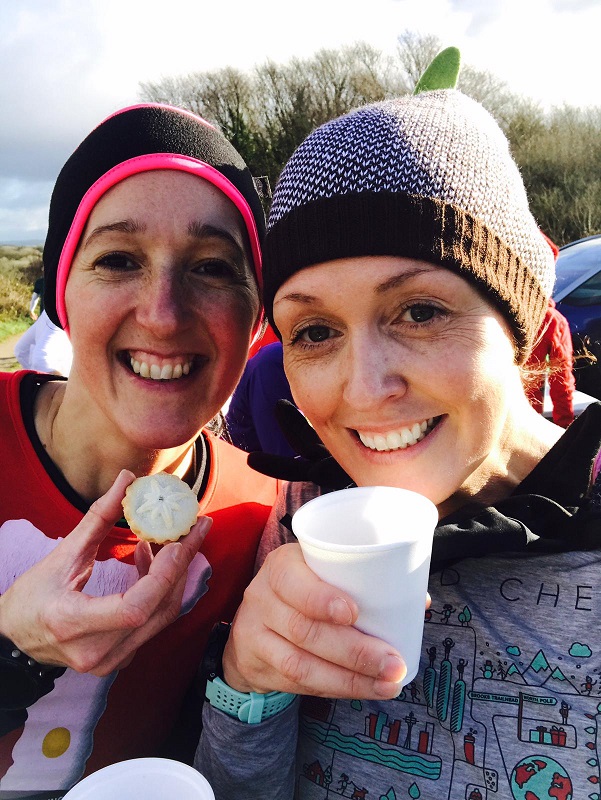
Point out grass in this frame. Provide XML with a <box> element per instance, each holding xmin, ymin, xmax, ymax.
<box><xmin>0</xmin><ymin>317</ymin><xmax>31</xmax><ymax>340</ymax></box>
<box><xmin>0</xmin><ymin>244</ymin><xmax>43</xmax><ymax>333</ymax></box>
<box><xmin>0</xmin><ymin>245</ymin><xmax>42</xmax><ymax>369</ymax></box>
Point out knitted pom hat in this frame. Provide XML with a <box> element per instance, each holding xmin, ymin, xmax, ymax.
<box><xmin>43</xmin><ymin>103</ymin><xmax>265</xmax><ymax>331</ymax></box>
<box><xmin>263</xmin><ymin>90</ymin><xmax>555</xmax><ymax>360</ymax></box>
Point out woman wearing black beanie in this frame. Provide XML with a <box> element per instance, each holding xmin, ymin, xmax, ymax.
<box><xmin>0</xmin><ymin>104</ymin><xmax>277</xmax><ymax>793</ymax></box>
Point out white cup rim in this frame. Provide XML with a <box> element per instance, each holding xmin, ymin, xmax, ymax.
<box><xmin>62</xmin><ymin>757</ymin><xmax>214</xmax><ymax>799</ymax></box>
<box><xmin>292</xmin><ymin>485</ymin><xmax>438</xmax><ymax>553</ymax></box>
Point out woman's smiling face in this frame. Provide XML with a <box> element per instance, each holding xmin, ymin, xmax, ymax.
<box><xmin>274</xmin><ymin>256</ymin><xmax>526</xmax><ymax>510</ymax></box>
<box><xmin>64</xmin><ymin>169</ymin><xmax>260</xmax><ymax>452</ymax></box>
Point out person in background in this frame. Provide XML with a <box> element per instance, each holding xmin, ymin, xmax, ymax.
<box><xmin>195</xmin><ymin>90</ymin><xmax>601</xmax><ymax>799</ymax></box>
<box><xmin>525</xmin><ymin>296</ymin><xmax>575</xmax><ymax>427</ymax></box>
<box><xmin>29</xmin><ymin>274</ymin><xmax>45</xmax><ymax>320</ymax></box>
<box><xmin>226</xmin><ymin>341</ymin><xmax>296</xmax><ymax>457</ymax></box>
<box><xmin>0</xmin><ymin>103</ymin><xmax>277</xmax><ymax>795</ymax></box>
<box><xmin>14</xmin><ymin>308</ymin><xmax>73</xmax><ymax>375</ymax></box>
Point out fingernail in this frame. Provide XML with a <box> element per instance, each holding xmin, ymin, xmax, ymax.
<box><xmin>196</xmin><ymin>516</ymin><xmax>213</xmax><ymax>536</ymax></box>
<box><xmin>374</xmin><ymin>677</ymin><xmax>403</xmax><ymax>698</ymax></box>
<box><xmin>378</xmin><ymin>654</ymin><xmax>405</xmax><ymax>683</ymax></box>
<box><xmin>168</xmin><ymin>542</ymin><xmax>183</xmax><ymax>563</ymax></box>
<box><xmin>328</xmin><ymin>596</ymin><xmax>353</xmax><ymax>625</ymax></box>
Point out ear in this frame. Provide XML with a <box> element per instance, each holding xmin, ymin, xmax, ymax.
<box><xmin>413</xmin><ymin>47</ymin><xmax>461</xmax><ymax>95</ymax></box>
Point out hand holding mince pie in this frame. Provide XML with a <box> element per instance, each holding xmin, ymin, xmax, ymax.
<box><xmin>0</xmin><ymin>470</ymin><xmax>211</xmax><ymax>686</ymax></box>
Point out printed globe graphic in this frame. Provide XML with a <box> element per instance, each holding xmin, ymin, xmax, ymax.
<box><xmin>511</xmin><ymin>755</ymin><xmax>572</xmax><ymax>800</ymax></box>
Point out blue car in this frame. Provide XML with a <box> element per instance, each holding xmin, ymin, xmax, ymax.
<box><xmin>554</xmin><ymin>234</ymin><xmax>601</xmax><ymax>399</ymax></box>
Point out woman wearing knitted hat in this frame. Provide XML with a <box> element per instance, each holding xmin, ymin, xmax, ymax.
<box><xmin>0</xmin><ymin>104</ymin><xmax>278</xmax><ymax>792</ymax></box>
<box><xmin>196</xmin><ymin>91</ymin><xmax>601</xmax><ymax>798</ymax></box>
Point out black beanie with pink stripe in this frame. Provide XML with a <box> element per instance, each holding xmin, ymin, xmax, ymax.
<box><xmin>43</xmin><ymin>104</ymin><xmax>265</xmax><ymax>330</ymax></box>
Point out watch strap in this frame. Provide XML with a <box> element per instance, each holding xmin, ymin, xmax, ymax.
<box><xmin>0</xmin><ymin>636</ymin><xmax>66</xmax><ymax>710</ymax></box>
<box><xmin>205</xmin><ymin>676</ymin><xmax>295</xmax><ymax>724</ymax></box>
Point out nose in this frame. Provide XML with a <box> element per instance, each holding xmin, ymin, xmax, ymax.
<box><xmin>136</xmin><ymin>267</ymin><xmax>190</xmax><ymax>338</ymax></box>
<box><xmin>342</xmin><ymin>330</ymin><xmax>408</xmax><ymax>411</ymax></box>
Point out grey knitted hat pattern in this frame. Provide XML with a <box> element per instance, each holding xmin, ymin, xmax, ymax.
<box><xmin>263</xmin><ymin>90</ymin><xmax>555</xmax><ymax>359</ymax></box>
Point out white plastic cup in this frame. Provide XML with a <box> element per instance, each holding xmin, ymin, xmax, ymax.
<box><xmin>292</xmin><ymin>486</ymin><xmax>437</xmax><ymax>684</ymax></box>
<box><xmin>62</xmin><ymin>758</ymin><xmax>215</xmax><ymax>800</ymax></box>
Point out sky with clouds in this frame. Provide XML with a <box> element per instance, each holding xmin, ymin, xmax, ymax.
<box><xmin>2</xmin><ymin>0</ymin><xmax>600</xmax><ymax>244</ymax></box>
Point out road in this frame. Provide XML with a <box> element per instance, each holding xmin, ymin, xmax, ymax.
<box><xmin>0</xmin><ymin>331</ymin><xmax>23</xmax><ymax>370</ymax></box>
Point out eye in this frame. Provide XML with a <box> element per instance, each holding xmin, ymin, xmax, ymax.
<box><xmin>95</xmin><ymin>252</ymin><xmax>138</xmax><ymax>271</ymax></box>
<box><xmin>289</xmin><ymin>323</ymin><xmax>339</xmax><ymax>348</ymax></box>
<box><xmin>193</xmin><ymin>259</ymin><xmax>238</xmax><ymax>281</ymax></box>
<box><xmin>401</xmin><ymin>304</ymin><xmax>438</xmax><ymax>324</ymax></box>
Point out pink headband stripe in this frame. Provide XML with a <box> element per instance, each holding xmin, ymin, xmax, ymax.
<box><xmin>55</xmin><ymin>153</ymin><xmax>263</xmax><ymax>332</ymax></box>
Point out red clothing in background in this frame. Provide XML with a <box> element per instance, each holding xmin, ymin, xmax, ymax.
<box><xmin>525</xmin><ymin>299</ymin><xmax>575</xmax><ymax>427</ymax></box>
<box><xmin>248</xmin><ymin>323</ymin><xmax>279</xmax><ymax>359</ymax></box>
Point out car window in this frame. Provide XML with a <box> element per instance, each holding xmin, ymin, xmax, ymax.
<box><xmin>562</xmin><ymin>269</ymin><xmax>601</xmax><ymax>307</ymax></box>
<box><xmin>554</xmin><ymin>239</ymin><xmax>601</xmax><ymax>296</ymax></box>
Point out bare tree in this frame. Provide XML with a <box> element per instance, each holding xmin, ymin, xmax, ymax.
<box><xmin>139</xmin><ymin>39</ymin><xmax>601</xmax><ymax>243</ymax></box>
<box><xmin>396</xmin><ymin>30</ymin><xmax>442</xmax><ymax>90</ymax></box>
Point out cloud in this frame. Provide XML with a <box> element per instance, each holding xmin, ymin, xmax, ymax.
<box><xmin>3</xmin><ymin>0</ymin><xmax>601</xmax><ymax>243</ymax></box>
<box><xmin>447</xmin><ymin>0</ymin><xmax>506</xmax><ymax>34</ymax></box>
<box><xmin>0</xmin><ymin>179</ymin><xmax>51</xmax><ymax>244</ymax></box>
<box><xmin>551</xmin><ymin>0</ymin><xmax>598</xmax><ymax>8</ymax></box>
<box><xmin>569</xmin><ymin>643</ymin><xmax>592</xmax><ymax>658</ymax></box>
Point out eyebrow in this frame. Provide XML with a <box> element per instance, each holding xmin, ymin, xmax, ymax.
<box><xmin>375</xmin><ymin>266</ymin><xmax>437</xmax><ymax>294</ymax></box>
<box><xmin>81</xmin><ymin>219</ymin><xmax>246</xmax><ymax>261</ymax></box>
<box><xmin>187</xmin><ymin>222</ymin><xmax>245</xmax><ymax>260</ymax></box>
<box><xmin>82</xmin><ymin>219</ymin><xmax>144</xmax><ymax>249</ymax></box>
<box><xmin>274</xmin><ymin>265</ymin><xmax>438</xmax><ymax>306</ymax></box>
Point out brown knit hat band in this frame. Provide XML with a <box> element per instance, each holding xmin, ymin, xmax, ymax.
<box><xmin>264</xmin><ymin>192</ymin><xmax>547</xmax><ymax>360</ymax></box>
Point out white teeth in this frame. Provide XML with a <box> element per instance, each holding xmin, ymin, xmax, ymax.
<box><xmin>129</xmin><ymin>355</ymin><xmax>192</xmax><ymax>381</ymax></box>
<box><xmin>358</xmin><ymin>418</ymin><xmax>438</xmax><ymax>452</ymax></box>
<box><xmin>374</xmin><ymin>434</ymin><xmax>387</xmax><ymax>451</ymax></box>
<box><xmin>387</xmin><ymin>432</ymin><xmax>403</xmax><ymax>449</ymax></box>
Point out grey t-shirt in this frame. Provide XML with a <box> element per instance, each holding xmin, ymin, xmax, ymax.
<box><xmin>197</xmin><ymin>478</ymin><xmax>601</xmax><ymax>799</ymax></box>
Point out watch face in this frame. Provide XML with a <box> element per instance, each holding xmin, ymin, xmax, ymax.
<box><xmin>201</xmin><ymin>622</ymin><xmax>231</xmax><ymax>680</ymax></box>
<box><xmin>0</xmin><ymin>660</ymin><xmax>43</xmax><ymax>710</ymax></box>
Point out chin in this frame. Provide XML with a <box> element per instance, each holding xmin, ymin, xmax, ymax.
<box><xmin>125</xmin><ymin>424</ymin><xmax>201</xmax><ymax>453</ymax></box>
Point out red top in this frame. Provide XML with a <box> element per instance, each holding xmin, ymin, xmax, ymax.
<box><xmin>0</xmin><ymin>370</ymin><xmax>277</xmax><ymax>793</ymax></box>
<box><xmin>249</xmin><ymin>323</ymin><xmax>279</xmax><ymax>359</ymax></box>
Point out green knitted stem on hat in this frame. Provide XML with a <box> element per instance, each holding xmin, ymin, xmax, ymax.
<box><xmin>414</xmin><ymin>47</ymin><xmax>461</xmax><ymax>95</ymax></box>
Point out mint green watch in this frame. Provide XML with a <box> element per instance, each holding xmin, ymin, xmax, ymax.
<box><xmin>205</xmin><ymin>676</ymin><xmax>295</xmax><ymax>724</ymax></box>
<box><xmin>202</xmin><ymin>621</ymin><xmax>295</xmax><ymax>724</ymax></box>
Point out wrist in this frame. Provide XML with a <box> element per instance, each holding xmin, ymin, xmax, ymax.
<box><xmin>201</xmin><ymin>622</ymin><xmax>295</xmax><ymax>724</ymax></box>
<box><xmin>0</xmin><ymin>636</ymin><xmax>66</xmax><ymax>710</ymax></box>
<box><xmin>222</xmin><ymin>640</ymin><xmax>255</xmax><ymax>694</ymax></box>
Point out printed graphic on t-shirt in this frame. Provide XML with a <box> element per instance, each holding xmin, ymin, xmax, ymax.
<box><xmin>294</xmin><ymin>557</ymin><xmax>600</xmax><ymax>799</ymax></box>
<box><xmin>0</xmin><ymin>519</ymin><xmax>210</xmax><ymax>792</ymax></box>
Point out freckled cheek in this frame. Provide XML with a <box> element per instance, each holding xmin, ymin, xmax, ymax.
<box><xmin>198</xmin><ymin>288</ymin><xmax>258</xmax><ymax>336</ymax></box>
<box><xmin>285</xmin><ymin>362</ymin><xmax>339</xmax><ymax>425</ymax></box>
